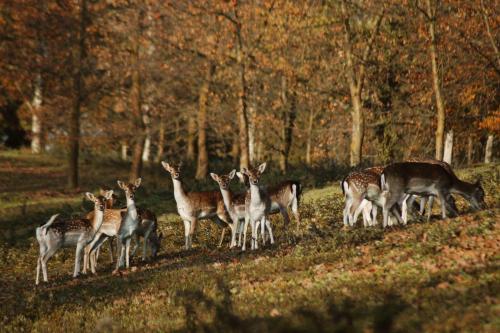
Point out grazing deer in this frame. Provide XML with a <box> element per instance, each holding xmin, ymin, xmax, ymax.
<box><xmin>341</xmin><ymin>171</ymin><xmax>379</xmax><ymax>227</ymax></box>
<box><xmin>210</xmin><ymin>170</ymin><xmax>246</xmax><ymax>248</ymax></box>
<box><xmin>240</xmin><ymin>163</ymin><xmax>274</xmax><ymax>251</ymax></box>
<box><xmin>35</xmin><ymin>191</ymin><xmax>112</xmax><ymax>285</ymax></box>
<box><xmin>236</xmin><ymin>172</ymin><xmax>302</xmax><ymax>228</ymax></box>
<box><xmin>86</xmin><ymin>179</ymin><xmax>142</xmax><ymax>273</ymax></box>
<box><xmin>379</xmin><ymin>162</ymin><xmax>485</xmax><ymax>228</ymax></box>
<box><xmin>162</xmin><ymin>161</ymin><xmax>231</xmax><ymax>250</ymax></box>
<box><xmin>404</xmin><ymin>158</ymin><xmax>455</xmax><ymax>220</ymax></box>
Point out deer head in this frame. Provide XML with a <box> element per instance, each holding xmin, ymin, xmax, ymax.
<box><xmin>468</xmin><ymin>179</ymin><xmax>486</xmax><ymax>210</ymax></box>
<box><xmin>161</xmin><ymin>161</ymin><xmax>182</xmax><ymax>180</ymax></box>
<box><xmin>210</xmin><ymin>170</ymin><xmax>236</xmax><ymax>190</ymax></box>
<box><xmin>241</xmin><ymin>162</ymin><xmax>267</xmax><ymax>186</ymax></box>
<box><xmin>99</xmin><ymin>188</ymin><xmax>117</xmax><ymax>208</ymax></box>
<box><xmin>86</xmin><ymin>190</ymin><xmax>113</xmax><ymax>212</ymax></box>
<box><xmin>117</xmin><ymin>179</ymin><xmax>141</xmax><ymax>200</ymax></box>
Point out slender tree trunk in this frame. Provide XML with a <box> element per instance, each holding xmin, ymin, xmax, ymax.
<box><xmin>467</xmin><ymin>136</ymin><xmax>473</xmax><ymax>165</ymax></box>
<box><xmin>484</xmin><ymin>135</ymin><xmax>494</xmax><ymax>163</ymax></box>
<box><xmin>186</xmin><ymin>116</ymin><xmax>196</xmax><ymax>161</ymax></box>
<box><xmin>248</xmin><ymin>100</ymin><xmax>256</xmax><ymax>164</ymax></box>
<box><xmin>279</xmin><ymin>75</ymin><xmax>296</xmax><ymax>173</ymax></box>
<box><xmin>121</xmin><ymin>144</ymin><xmax>128</xmax><ymax>161</ymax></box>
<box><xmin>341</xmin><ymin>0</ymin><xmax>384</xmax><ymax>166</ymax></box>
<box><xmin>142</xmin><ymin>111</ymin><xmax>151</xmax><ymax>163</ymax></box>
<box><xmin>231</xmin><ymin>132</ymin><xmax>240</xmax><ymax>164</ymax></box>
<box><xmin>234</xmin><ymin>6</ymin><xmax>250</xmax><ymax>170</ymax></box>
<box><xmin>129</xmin><ymin>5</ymin><xmax>145</xmax><ymax>182</ymax></box>
<box><xmin>306</xmin><ymin>109</ymin><xmax>315</xmax><ymax>165</ymax></box>
<box><xmin>155</xmin><ymin>117</ymin><xmax>165</xmax><ymax>163</ymax></box>
<box><xmin>68</xmin><ymin>0</ymin><xmax>88</xmax><ymax>189</ymax></box>
<box><xmin>196</xmin><ymin>63</ymin><xmax>215</xmax><ymax>180</ymax></box>
<box><xmin>426</xmin><ymin>0</ymin><xmax>446</xmax><ymax>160</ymax></box>
<box><xmin>443</xmin><ymin>130</ymin><xmax>453</xmax><ymax>164</ymax></box>
<box><xmin>31</xmin><ymin>74</ymin><xmax>43</xmax><ymax>154</ymax></box>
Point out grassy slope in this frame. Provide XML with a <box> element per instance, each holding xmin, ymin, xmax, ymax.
<box><xmin>0</xmin><ymin>150</ymin><xmax>498</xmax><ymax>332</ymax></box>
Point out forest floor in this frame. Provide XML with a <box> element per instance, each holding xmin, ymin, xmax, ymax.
<box><xmin>0</xmin><ymin>150</ymin><xmax>498</xmax><ymax>332</ymax></box>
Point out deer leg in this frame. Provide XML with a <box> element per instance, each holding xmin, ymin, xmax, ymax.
<box><xmin>238</xmin><ymin>219</ymin><xmax>244</xmax><ymax>247</ymax></box>
<box><xmin>260</xmin><ymin>216</ymin><xmax>266</xmax><ymax>246</ymax></box>
<box><xmin>36</xmin><ymin>255</ymin><xmax>41</xmax><ymax>285</ymax></box>
<box><xmin>291</xmin><ymin>194</ymin><xmax>300</xmax><ymax>227</ymax></box>
<box><xmin>419</xmin><ymin>197</ymin><xmax>427</xmax><ymax>215</ymax></box>
<box><xmin>354</xmin><ymin>199</ymin><xmax>369</xmax><ymax>227</ymax></box>
<box><xmin>242</xmin><ymin>216</ymin><xmax>250</xmax><ymax>251</ymax></box>
<box><xmin>426</xmin><ymin>196</ymin><xmax>434</xmax><ymax>221</ymax></box>
<box><xmin>361</xmin><ymin>200</ymin><xmax>372</xmax><ymax>227</ymax></box>
<box><xmin>183</xmin><ymin>220</ymin><xmax>190</xmax><ymax>250</ymax></box>
<box><xmin>265</xmin><ymin>218</ymin><xmax>274</xmax><ymax>244</ymax></box>
<box><xmin>143</xmin><ymin>229</ymin><xmax>153</xmax><ymax>261</ymax></box>
<box><xmin>189</xmin><ymin>218</ymin><xmax>197</xmax><ymax>249</ymax></box>
<box><xmin>125</xmin><ymin>238</ymin><xmax>132</xmax><ymax>268</ymax></box>
<box><xmin>343</xmin><ymin>196</ymin><xmax>353</xmax><ymax>226</ymax></box>
<box><xmin>252</xmin><ymin>219</ymin><xmax>259</xmax><ymax>250</ymax></box>
<box><xmin>218</xmin><ymin>227</ymin><xmax>226</xmax><ymax>248</ymax></box>
<box><xmin>130</xmin><ymin>233</ymin><xmax>140</xmax><ymax>258</ymax></box>
<box><xmin>437</xmin><ymin>192</ymin><xmax>448</xmax><ymax>219</ymax></box>
<box><xmin>108</xmin><ymin>237</ymin><xmax>114</xmax><ymax>263</ymax></box>
<box><xmin>401</xmin><ymin>194</ymin><xmax>411</xmax><ymax>225</ymax></box>
<box><xmin>74</xmin><ymin>241</ymin><xmax>85</xmax><ymax>278</ymax></box>
<box><xmin>41</xmin><ymin>244</ymin><xmax>58</xmax><ymax>283</ymax></box>
<box><xmin>371</xmin><ymin>204</ymin><xmax>378</xmax><ymax>226</ymax></box>
<box><xmin>88</xmin><ymin>234</ymin><xmax>107</xmax><ymax>274</ymax></box>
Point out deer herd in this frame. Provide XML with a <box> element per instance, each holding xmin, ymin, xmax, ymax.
<box><xmin>35</xmin><ymin>158</ymin><xmax>485</xmax><ymax>285</ymax></box>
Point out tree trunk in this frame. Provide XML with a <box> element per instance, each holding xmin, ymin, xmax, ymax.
<box><xmin>142</xmin><ymin>112</ymin><xmax>151</xmax><ymax>163</ymax></box>
<box><xmin>248</xmin><ymin>100</ymin><xmax>256</xmax><ymax>164</ymax></box>
<box><xmin>186</xmin><ymin>116</ymin><xmax>196</xmax><ymax>161</ymax></box>
<box><xmin>426</xmin><ymin>0</ymin><xmax>446</xmax><ymax>161</ymax></box>
<box><xmin>467</xmin><ymin>136</ymin><xmax>473</xmax><ymax>165</ymax></box>
<box><xmin>31</xmin><ymin>74</ymin><xmax>43</xmax><ymax>154</ymax></box>
<box><xmin>443</xmin><ymin>130</ymin><xmax>453</xmax><ymax>165</ymax></box>
<box><xmin>484</xmin><ymin>135</ymin><xmax>493</xmax><ymax>163</ymax></box>
<box><xmin>341</xmin><ymin>1</ymin><xmax>384</xmax><ymax>167</ymax></box>
<box><xmin>196</xmin><ymin>63</ymin><xmax>215</xmax><ymax>180</ymax></box>
<box><xmin>234</xmin><ymin>7</ymin><xmax>250</xmax><ymax>170</ymax></box>
<box><xmin>306</xmin><ymin>108</ymin><xmax>315</xmax><ymax>165</ymax></box>
<box><xmin>279</xmin><ymin>75</ymin><xmax>296</xmax><ymax>173</ymax></box>
<box><xmin>231</xmin><ymin>132</ymin><xmax>240</xmax><ymax>164</ymax></box>
<box><xmin>121</xmin><ymin>144</ymin><xmax>128</xmax><ymax>161</ymax></box>
<box><xmin>130</xmin><ymin>136</ymin><xmax>145</xmax><ymax>181</ymax></box>
<box><xmin>68</xmin><ymin>0</ymin><xmax>88</xmax><ymax>189</ymax></box>
<box><xmin>154</xmin><ymin>117</ymin><xmax>165</xmax><ymax>163</ymax></box>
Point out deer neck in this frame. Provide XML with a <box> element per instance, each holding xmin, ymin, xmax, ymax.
<box><xmin>250</xmin><ymin>183</ymin><xmax>262</xmax><ymax>204</ymax></box>
<box><xmin>450</xmin><ymin>178</ymin><xmax>475</xmax><ymax>198</ymax></box>
<box><xmin>219</xmin><ymin>187</ymin><xmax>235</xmax><ymax>213</ymax></box>
<box><xmin>90</xmin><ymin>208</ymin><xmax>105</xmax><ymax>240</ymax></box>
<box><xmin>172</xmin><ymin>178</ymin><xmax>188</xmax><ymax>202</ymax></box>
<box><xmin>126</xmin><ymin>196</ymin><xmax>138</xmax><ymax>220</ymax></box>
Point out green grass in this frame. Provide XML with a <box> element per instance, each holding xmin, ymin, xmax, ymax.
<box><xmin>0</xmin><ymin>150</ymin><xmax>498</xmax><ymax>332</ymax></box>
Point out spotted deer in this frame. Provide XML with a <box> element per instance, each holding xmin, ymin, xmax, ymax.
<box><xmin>85</xmin><ymin>179</ymin><xmax>142</xmax><ymax>273</ymax></box>
<box><xmin>162</xmin><ymin>161</ymin><xmax>231</xmax><ymax>250</ymax></box>
<box><xmin>236</xmin><ymin>172</ymin><xmax>302</xmax><ymax>228</ymax></box>
<box><xmin>210</xmin><ymin>170</ymin><xmax>246</xmax><ymax>248</ymax></box>
<box><xmin>240</xmin><ymin>163</ymin><xmax>274</xmax><ymax>251</ymax></box>
<box><xmin>341</xmin><ymin>170</ymin><xmax>379</xmax><ymax>227</ymax></box>
<box><xmin>35</xmin><ymin>191</ymin><xmax>112</xmax><ymax>285</ymax></box>
<box><xmin>379</xmin><ymin>162</ymin><xmax>485</xmax><ymax>228</ymax></box>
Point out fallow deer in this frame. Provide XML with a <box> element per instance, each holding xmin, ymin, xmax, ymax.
<box><xmin>341</xmin><ymin>171</ymin><xmax>379</xmax><ymax>227</ymax></box>
<box><xmin>240</xmin><ymin>163</ymin><xmax>274</xmax><ymax>251</ymax></box>
<box><xmin>379</xmin><ymin>162</ymin><xmax>485</xmax><ymax>228</ymax></box>
<box><xmin>35</xmin><ymin>191</ymin><xmax>112</xmax><ymax>285</ymax></box>
<box><xmin>86</xmin><ymin>179</ymin><xmax>142</xmax><ymax>273</ymax></box>
<box><xmin>210</xmin><ymin>170</ymin><xmax>246</xmax><ymax>248</ymax></box>
<box><xmin>236</xmin><ymin>172</ymin><xmax>302</xmax><ymax>228</ymax></box>
<box><xmin>162</xmin><ymin>161</ymin><xmax>231</xmax><ymax>250</ymax></box>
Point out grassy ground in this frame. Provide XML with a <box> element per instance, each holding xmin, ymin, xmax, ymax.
<box><xmin>0</xmin><ymin>150</ymin><xmax>498</xmax><ymax>332</ymax></box>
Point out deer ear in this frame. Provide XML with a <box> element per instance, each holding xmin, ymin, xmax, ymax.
<box><xmin>134</xmin><ymin>178</ymin><xmax>142</xmax><ymax>187</ymax></box>
<box><xmin>104</xmin><ymin>190</ymin><xmax>114</xmax><ymax>200</ymax></box>
<box><xmin>258</xmin><ymin>162</ymin><xmax>267</xmax><ymax>173</ymax></box>
<box><xmin>210</xmin><ymin>173</ymin><xmax>218</xmax><ymax>181</ymax></box>
<box><xmin>241</xmin><ymin>168</ymin><xmax>248</xmax><ymax>175</ymax></box>
<box><xmin>99</xmin><ymin>188</ymin><xmax>107</xmax><ymax>196</ymax></box>
<box><xmin>161</xmin><ymin>161</ymin><xmax>170</xmax><ymax>171</ymax></box>
<box><xmin>85</xmin><ymin>192</ymin><xmax>96</xmax><ymax>202</ymax></box>
<box><xmin>228</xmin><ymin>169</ymin><xmax>236</xmax><ymax>179</ymax></box>
<box><xmin>117</xmin><ymin>180</ymin><xmax>125</xmax><ymax>189</ymax></box>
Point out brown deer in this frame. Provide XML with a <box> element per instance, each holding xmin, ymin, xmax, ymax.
<box><xmin>341</xmin><ymin>170</ymin><xmax>379</xmax><ymax>227</ymax></box>
<box><xmin>35</xmin><ymin>191</ymin><xmax>112</xmax><ymax>285</ymax></box>
<box><xmin>379</xmin><ymin>162</ymin><xmax>485</xmax><ymax>227</ymax></box>
<box><xmin>162</xmin><ymin>161</ymin><xmax>231</xmax><ymax>250</ymax></box>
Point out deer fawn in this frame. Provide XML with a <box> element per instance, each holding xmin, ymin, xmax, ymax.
<box><xmin>240</xmin><ymin>163</ymin><xmax>274</xmax><ymax>251</ymax></box>
<box><xmin>379</xmin><ymin>162</ymin><xmax>485</xmax><ymax>228</ymax></box>
<box><xmin>210</xmin><ymin>170</ymin><xmax>246</xmax><ymax>248</ymax></box>
<box><xmin>236</xmin><ymin>172</ymin><xmax>302</xmax><ymax>228</ymax></box>
<box><xmin>130</xmin><ymin>208</ymin><xmax>163</xmax><ymax>260</ymax></box>
<box><xmin>85</xmin><ymin>179</ymin><xmax>142</xmax><ymax>273</ymax></box>
<box><xmin>162</xmin><ymin>161</ymin><xmax>231</xmax><ymax>250</ymax></box>
<box><xmin>35</xmin><ymin>191</ymin><xmax>112</xmax><ymax>285</ymax></box>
